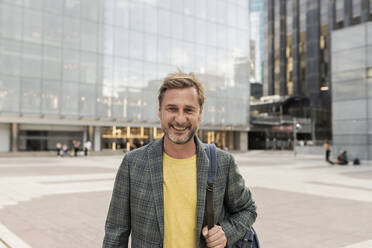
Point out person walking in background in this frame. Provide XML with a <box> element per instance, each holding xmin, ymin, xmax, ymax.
<box><xmin>103</xmin><ymin>71</ymin><xmax>257</xmax><ymax>248</ymax></box>
<box><xmin>73</xmin><ymin>140</ymin><xmax>81</xmax><ymax>157</ymax></box>
<box><xmin>56</xmin><ymin>142</ymin><xmax>62</xmax><ymax>156</ymax></box>
<box><xmin>84</xmin><ymin>140</ymin><xmax>92</xmax><ymax>156</ymax></box>
<box><xmin>62</xmin><ymin>144</ymin><xmax>68</xmax><ymax>157</ymax></box>
<box><xmin>323</xmin><ymin>140</ymin><xmax>334</xmax><ymax>164</ymax></box>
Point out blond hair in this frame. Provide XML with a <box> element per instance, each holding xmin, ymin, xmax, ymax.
<box><xmin>158</xmin><ymin>71</ymin><xmax>205</xmax><ymax>107</ymax></box>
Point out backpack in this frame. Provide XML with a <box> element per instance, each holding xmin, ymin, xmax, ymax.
<box><xmin>205</xmin><ymin>144</ymin><xmax>260</xmax><ymax>248</ymax></box>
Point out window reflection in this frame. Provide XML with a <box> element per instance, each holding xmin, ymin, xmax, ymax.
<box><xmin>61</xmin><ymin>82</ymin><xmax>79</xmax><ymax>116</ymax></box>
<box><xmin>42</xmin><ymin>80</ymin><xmax>60</xmax><ymax>114</ymax></box>
<box><xmin>23</xmin><ymin>9</ymin><xmax>42</xmax><ymax>44</ymax></box>
<box><xmin>0</xmin><ymin>76</ymin><xmax>20</xmax><ymax>112</ymax></box>
<box><xmin>0</xmin><ymin>0</ymin><xmax>251</xmax><ymax>126</ymax></box>
<box><xmin>21</xmin><ymin>78</ymin><xmax>41</xmax><ymax>114</ymax></box>
<box><xmin>43</xmin><ymin>46</ymin><xmax>62</xmax><ymax>80</ymax></box>
<box><xmin>79</xmin><ymin>84</ymin><xmax>95</xmax><ymax>117</ymax></box>
<box><xmin>1</xmin><ymin>5</ymin><xmax>22</xmax><ymax>40</ymax></box>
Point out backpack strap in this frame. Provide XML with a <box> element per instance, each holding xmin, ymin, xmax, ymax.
<box><xmin>205</xmin><ymin>144</ymin><xmax>217</xmax><ymax>229</ymax></box>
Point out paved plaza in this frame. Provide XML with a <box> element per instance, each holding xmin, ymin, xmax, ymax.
<box><xmin>0</xmin><ymin>151</ymin><xmax>371</xmax><ymax>248</ymax></box>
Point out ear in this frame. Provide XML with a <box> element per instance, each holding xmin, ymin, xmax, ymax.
<box><xmin>158</xmin><ymin>105</ymin><xmax>161</xmax><ymax>119</ymax></box>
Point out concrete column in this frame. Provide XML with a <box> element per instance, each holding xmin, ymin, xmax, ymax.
<box><xmin>149</xmin><ymin>127</ymin><xmax>154</xmax><ymax>143</ymax></box>
<box><xmin>0</xmin><ymin>124</ymin><xmax>10</xmax><ymax>152</ymax></box>
<box><xmin>228</xmin><ymin>131</ymin><xmax>234</xmax><ymax>151</ymax></box>
<box><xmin>239</xmin><ymin>132</ymin><xmax>248</xmax><ymax>152</ymax></box>
<box><xmin>88</xmin><ymin>126</ymin><xmax>94</xmax><ymax>142</ymax></box>
<box><xmin>233</xmin><ymin>131</ymin><xmax>248</xmax><ymax>151</ymax></box>
<box><xmin>83</xmin><ymin>128</ymin><xmax>88</xmax><ymax>142</ymax></box>
<box><xmin>11</xmin><ymin>123</ymin><xmax>18</xmax><ymax>152</ymax></box>
<box><xmin>94</xmin><ymin>126</ymin><xmax>101</xmax><ymax>151</ymax></box>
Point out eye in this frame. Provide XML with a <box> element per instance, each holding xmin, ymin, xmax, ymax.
<box><xmin>184</xmin><ymin>108</ymin><xmax>194</xmax><ymax>113</ymax></box>
<box><xmin>168</xmin><ymin>107</ymin><xmax>177</xmax><ymax>112</ymax></box>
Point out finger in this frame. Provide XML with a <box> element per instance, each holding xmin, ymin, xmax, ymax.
<box><xmin>207</xmin><ymin>233</ymin><xmax>224</xmax><ymax>244</ymax></box>
<box><xmin>207</xmin><ymin>238</ymin><xmax>225</xmax><ymax>248</ymax></box>
<box><xmin>207</xmin><ymin>236</ymin><xmax>226</xmax><ymax>248</ymax></box>
<box><xmin>207</xmin><ymin>225</ymin><xmax>221</xmax><ymax>237</ymax></box>
<box><xmin>202</xmin><ymin>226</ymin><xmax>209</xmax><ymax>238</ymax></box>
<box><xmin>206</xmin><ymin>227</ymin><xmax>226</xmax><ymax>244</ymax></box>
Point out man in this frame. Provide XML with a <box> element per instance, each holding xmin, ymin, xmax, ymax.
<box><xmin>103</xmin><ymin>72</ymin><xmax>257</xmax><ymax>248</ymax></box>
<box><xmin>323</xmin><ymin>140</ymin><xmax>334</xmax><ymax>165</ymax></box>
<box><xmin>84</xmin><ymin>140</ymin><xmax>92</xmax><ymax>156</ymax></box>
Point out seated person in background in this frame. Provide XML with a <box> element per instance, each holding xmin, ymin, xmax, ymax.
<box><xmin>337</xmin><ymin>150</ymin><xmax>348</xmax><ymax>165</ymax></box>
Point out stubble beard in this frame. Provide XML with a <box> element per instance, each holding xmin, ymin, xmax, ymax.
<box><xmin>163</xmin><ymin>125</ymin><xmax>198</xmax><ymax>145</ymax></box>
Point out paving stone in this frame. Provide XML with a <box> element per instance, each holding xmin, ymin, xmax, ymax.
<box><xmin>0</xmin><ymin>152</ymin><xmax>371</xmax><ymax>248</ymax></box>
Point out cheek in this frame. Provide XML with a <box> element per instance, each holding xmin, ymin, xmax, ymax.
<box><xmin>191</xmin><ymin>115</ymin><xmax>201</xmax><ymax>124</ymax></box>
<box><xmin>161</xmin><ymin>112</ymin><xmax>174</xmax><ymax>122</ymax></box>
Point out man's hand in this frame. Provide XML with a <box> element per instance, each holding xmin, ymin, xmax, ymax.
<box><xmin>202</xmin><ymin>225</ymin><xmax>227</xmax><ymax>248</ymax></box>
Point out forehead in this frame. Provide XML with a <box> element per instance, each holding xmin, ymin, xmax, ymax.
<box><xmin>161</xmin><ymin>87</ymin><xmax>199</xmax><ymax>107</ymax></box>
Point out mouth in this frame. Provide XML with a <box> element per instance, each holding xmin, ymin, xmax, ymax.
<box><xmin>171</xmin><ymin>125</ymin><xmax>189</xmax><ymax>131</ymax></box>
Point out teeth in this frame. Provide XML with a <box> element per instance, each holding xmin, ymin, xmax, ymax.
<box><xmin>173</xmin><ymin>126</ymin><xmax>186</xmax><ymax>131</ymax></box>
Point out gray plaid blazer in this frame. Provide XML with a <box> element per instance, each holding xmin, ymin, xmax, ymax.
<box><xmin>103</xmin><ymin>136</ymin><xmax>257</xmax><ymax>248</ymax></box>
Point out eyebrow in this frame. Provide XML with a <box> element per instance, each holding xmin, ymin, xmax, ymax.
<box><xmin>165</xmin><ymin>104</ymin><xmax>196</xmax><ymax>110</ymax></box>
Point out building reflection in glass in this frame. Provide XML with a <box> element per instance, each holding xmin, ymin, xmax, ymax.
<box><xmin>0</xmin><ymin>0</ymin><xmax>251</xmax><ymax>152</ymax></box>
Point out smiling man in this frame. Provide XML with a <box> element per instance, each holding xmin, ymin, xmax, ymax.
<box><xmin>103</xmin><ymin>72</ymin><xmax>257</xmax><ymax>248</ymax></box>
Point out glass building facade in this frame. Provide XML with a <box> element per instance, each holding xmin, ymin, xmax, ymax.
<box><xmin>332</xmin><ymin>22</ymin><xmax>372</xmax><ymax>161</ymax></box>
<box><xmin>250</xmin><ymin>0</ymin><xmax>264</xmax><ymax>83</ymax></box>
<box><xmin>0</xmin><ymin>0</ymin><xmax>251</xmax><ymax>152</ymax></box>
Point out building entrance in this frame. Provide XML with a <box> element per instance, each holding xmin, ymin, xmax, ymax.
<box><xmin>101</xmin><ymin>126</ymin><xmax>164</xmax><ymax>152</ymax></box>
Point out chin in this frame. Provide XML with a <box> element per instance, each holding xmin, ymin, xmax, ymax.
<box><xmin>167</xmin><ymin>133</ymin><xmax>194</xmax><ymax>145</ymax></box>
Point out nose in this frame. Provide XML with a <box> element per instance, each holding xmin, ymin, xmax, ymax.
<box><xmin>174</xmin><ymin>111</ymin><xmax>187</xmax><ymax>124</ymax></box>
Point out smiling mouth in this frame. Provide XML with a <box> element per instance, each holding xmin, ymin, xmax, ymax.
<box><xmin>171</xmin><ymin>125</ymin><xmax>189</xmax><ymax>131</ymax></box>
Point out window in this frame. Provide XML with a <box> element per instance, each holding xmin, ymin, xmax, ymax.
<box><xmin>0</xmin><ymin>75</ymin><xmax>20</xmax><ymax>112</ymax></box>
<box><xmin>21</xmin><ymin>78</ymin><xmax>41</xmax><ymax>114</ymax></box>
<box><xmin>43</xmin><ymin>46</ymin><xmax>62</xmax><ymax>80</ymax></box>
<box><xmin>367</xmin><ymin>67</ymin><xmax>372</xmax><ymax>78</ymax></box>
<box><xmin>42</xmin><ymin>80</ymin><xmax>60</xmax><ymax>114</ymax></box>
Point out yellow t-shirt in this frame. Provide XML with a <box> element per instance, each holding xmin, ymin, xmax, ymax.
<box><xmin>163</xmin><ymin>152</ymin><xmax>197</xmax><ymax>248</ymax></box>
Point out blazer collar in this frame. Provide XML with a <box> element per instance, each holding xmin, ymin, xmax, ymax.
<box><xmin>147</xmin><ymin>136</ymin><xmax>210</xmax><ymax>245</ymax></box>
<box><xmin>194</xmin><ymin>136</ymin><xmax>209</xmax><ymax>246</ymax></box>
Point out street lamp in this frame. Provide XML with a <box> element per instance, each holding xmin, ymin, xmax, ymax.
<box><xmin>293</xmin><ymin>118</ymin><xmax>301</xmax><ymax>156</ymax></box>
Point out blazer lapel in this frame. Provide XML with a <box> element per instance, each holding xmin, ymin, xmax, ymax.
<box><xmin>147</xmin><ymin>138</ymin><xmax>165</xmax><ymax>240</ymax></box>
<box><xmin>195</xmin><ymin>137</ymin><xmax>209</xmax><ymax>246</ymax></box>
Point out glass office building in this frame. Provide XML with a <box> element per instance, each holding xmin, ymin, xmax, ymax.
<box><xmin>263</xmin><ymin>0</ymin><xmax>372</xmax><ymax>141</ymax></box>
<box><xmin>332</xmin><ymin>21</ymin><xmax>372</xmax><ymax>161</ymax></box>
<box><xmin>0</xmin><ymin>0</ymin><xmax>251</xmax><ymax>152</ymax></box>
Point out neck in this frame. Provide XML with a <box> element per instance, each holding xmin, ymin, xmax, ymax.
<box><xmin>163</xmin><ymin>136</ymin><xmax>196</xmax><ymax>159</ymax></box>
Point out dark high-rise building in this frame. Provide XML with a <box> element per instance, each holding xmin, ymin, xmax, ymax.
<box><xmin>263</xmin><ymin>0</ymin><xmax>372</xmax><ymax>140</ymax></box>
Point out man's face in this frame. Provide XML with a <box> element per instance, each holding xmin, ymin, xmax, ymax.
<box><xmin>158</xmin><ymin>87</ymin><xmax>203</xmax><ymax>145</ymax></box>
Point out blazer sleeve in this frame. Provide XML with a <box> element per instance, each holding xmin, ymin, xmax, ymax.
<box><xmin>219</xmin><ymin>154</ymin><xmax>257</xmax><ymax>247</ymax></box>
<box><xmin>103</xmin><ymin>156</ymin><xmax>131</xmax><ymax>248</ymax></box>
